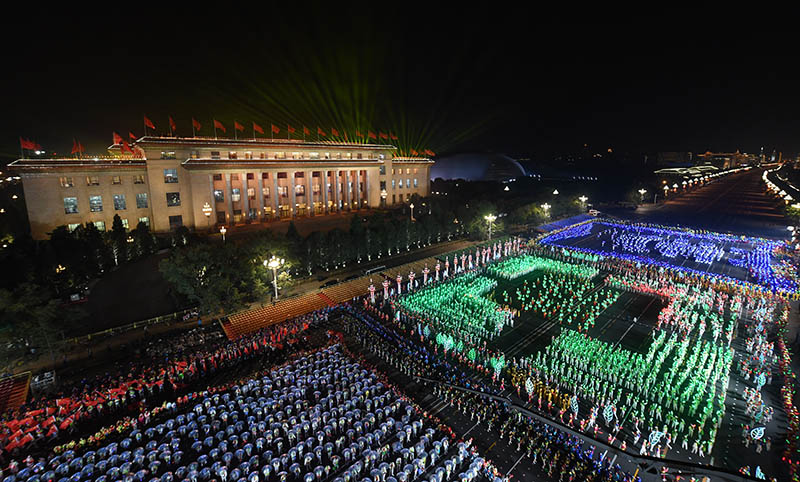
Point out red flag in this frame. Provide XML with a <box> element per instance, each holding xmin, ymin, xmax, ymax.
<box><xmin>19</xmin><ymin>137</ymin><xmax>36</xmax><ymax>150</ymax></box>
<box><xmin>169</xmin><ymin>116</ymin><xmax>177</xmax><ymax>132</ymax></box>
<box><xmin>271</xmin><ymin>124</ymin><xmax>280</xmax><ymax>134</ymax></box>
<box><xmin>287</xmin><ymin>125</ymin><xmax>296</xmax><ymax>134</ymax></box>
<box><xmin>192</xmin><ymin>118</ymin><xmax>202</xmax><ymax>131</ymax></box>
<box><xmin>379</xmin><ymin>132</ymin><xmax>388</xmax><ymax>139</ymax></box>
<box><xmin>129</xmin><ymin>131</ymin><xmax>137</xmax><ymax>141</ymax></box>
<box><xmin>368</xmin><ymin>131</ymin><xmax>377</xmax><ymax>140</ymax></box>
<box><xmin>113</xmin><ymin>132</ymin><xmax>123</xmax><ymax>145</ymax></box>
<box><xmin>144</xmin><ymin>115</ymin><xmax>156</xmax><ymax>130</ymax></box>
<box><xmin>46</xmin><ymin>425</ymin><xmax>58</xmax><ymax>438</ymax></box>
<box><xmin>121</xmin><ymin>140</ymin><xmax>133</xmax><ymax>154</ymax></box>
<box><xmin>253</xmin><ymin>122</ymin><xmax>264</xmax><ymax>134</ymax></box>
<box><xmin>213</xmin><ymin>119</ymin><xmax>226</xmax><ymax>133</ymax></box>
<box><xmin>71</xmin><ymin>139</ymin><xmax>80</xmax><ymax>154</ymax></box>
<box><xmin>331</xmin><ymin>128</ymin><xmax>339</xmax><ymax>137</ymax></box>
<box><xmin>425</xmin><ymin>149</ymin><xmax>435</xmax><ymax>156</ymax></box>
<box><xmin>356</xmin><ymin>130</ymin><xmax>364</xmax><ymax>138</ymax></box>
<box><xmin>411</xmin><ymin>149</ymin><xmax>419</xmax><ymax>156</ymax></box>
<box><xmin>390</xmin><ymin>133</ymin><xmax>398</xmax><ymax>140</ymax></box>
<box><xmin>234</xmin><ymin>121</ymin><xmax>244</xmax><ymax>132</ymax></box>
<box><xmin>317</xmin><ymin>127</ymin><xmax>326</xmax><ymax>136</ymax></box>
<box><xmin>303</xmin><ymin>126</ymin><xmax>310</xmax><ymax>135</ymax></box>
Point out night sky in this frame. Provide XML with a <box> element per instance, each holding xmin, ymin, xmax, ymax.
<box><xmin>1</xmin><ymin>11</ymin><xmax>797</xmax><ymax>163</ymax></box>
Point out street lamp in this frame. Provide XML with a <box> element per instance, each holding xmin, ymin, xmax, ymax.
<box><xmin>541</xmin><ymin>203</ymin><xmax>551</xmax><ymax>219</ymax></box>
<box><xmin>410</xmin><ymin>203</ymin><xmax>415</xmax><ymax>221</ymax></box>
<box><xmin>484</xmin><ymin>214</ymin><xmax>497</xmax><ymax>240</ymax></box>
<box><xmin>578</xmin><ymin>195</ymin><xmax>588</xmax><ymax>211</ymax></box>
<box><xmin>638</xmin><ymin>189</ymin><xmax>647</xmax><ymax>203</ymax></box>
<box><xmin>380</xmin><ymin>189</ymin><xmax>387</xmax><ymax>207</ymax></box>
<box><xmin>220</xmin><ymin>226</ymin><xmax>227</xmax><ymax>242</ymax></box>
<box><xmin>264</xmin><ymin>256</ymin><xmax>285</xmax><ymax>301</ymax></box>
<box><xmin>202</xmin><ymin>202</ymin><xmax>212</xmax><ymax>229</ymax></box>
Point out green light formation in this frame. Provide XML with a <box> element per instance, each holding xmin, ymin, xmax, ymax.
<box><xmin>467</xmin><ymin>348</ymin><xmax>477</xmax><ymax>362</ymax></box>
<box><xmin>490</xmin><ymin>354</ymin><xmax>505</xmax><ymax>376</ymax></box>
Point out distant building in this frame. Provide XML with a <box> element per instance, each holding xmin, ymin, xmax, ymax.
<box><xmin>694</xmin><ymin>150</ymin><xmax>757</xmax><ymax>169</ymax></box>
<box><xmin>10</xmin><ymin>136</ymin><xmax>433</xmax><ymax>239</ymax></box>
<box><xmin>656</xmin><ymin>152</ymin><xmax>693</xmax><ymax>167</ymax></box>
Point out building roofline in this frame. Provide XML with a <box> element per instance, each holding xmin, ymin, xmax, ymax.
<box><xmin>181</xmin><ymin>159</ymin><xmax>383</xmax><ymax>169</ymax></box>
<box><xmin>121</xmin><ymin>135</ymin><xmax>397</xmax><ymax>150</ymax></box>
<box><xmin>8</xmin><ymin>158</ymin><xmax>146</xmax><ymax>172</ymax></box>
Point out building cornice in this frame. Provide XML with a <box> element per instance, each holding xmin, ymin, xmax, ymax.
<box><xmin>8</xmin><ymin>159</ymin><xmax>147</xmax><ymax>173</ymax></box>
<box><xmin>118</xmin><ymin>135</ymin><xmax>397</xmax><ymax>151</ymax></box>
<box><xmin>180</xmin><ymin>158</ymin><xmax>384</xmax><ymax>170</ymax></box>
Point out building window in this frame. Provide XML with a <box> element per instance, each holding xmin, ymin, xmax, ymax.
<box><xmin>213</xmin><ymin>173</ymin><xmax>223</xmax><ymax>181</ymax></box>
<box><xmin>323</xmin><ymin>152</ymin><xmax>330</xmax><ymax>159</ymax></box>
<box><xmin>406</xmin><ymin>168</ymin><xmax>411</xmax><ymax>174</ymax></box>
<box><xmin>380</xmin><ymin>180</ymin><xmax>386</xmax><ymax>190</ymax></box>
<box><xmin>231</xmin><ymin>174</ymin><xmax>239</xmax><ymax>181</ymax></box>
<box><xmin>332</xmin><ymin>152</ymin><xmax>341</xmax><ymax>160</ymax></box>
<box><xmin>168</xmin><ymin>215</ymin><xmax>183</xmax><ymax>230</ymax></box>
<box><xmin>262</xmin><ymin>187</ymin><xmax>270</xmax><ymax>198</ymax></box>
<box><xmin>94</xmin><ymin>221</ymin><xmax>106</xmax><ymax>232</ymax></box>
<box><xmin>64</xmin><ymin>197</ymin><xmax>79</xmax><ymax>214</ymax></box>
<box><xmin>113</xmin><ymin>194</ymin><xmax>127</xmax><ymax>210</ymax></box>
<box><xmin>166</xmin><ymin>192</ymin><xmax>181</xmax><ymax>207</ymax></box>
<box><xmin>246</xmin><ymin>173</ymin><xmax>254</xmax><ymax>180</ymax></box>
<box><xmin>356</xmin><ymin>153</ymin><xmax>363</xmax><ymax>160</ymax></box>
<box><xmin>216</xmin><ymin>211</ymin><xmax>226</xmax><ymax>224</ymax></box>
<box><xmin>292</xmin><ymin>152</ymin><xmax>301</xmax><ymax>160</ymax></box>
<box><xmin>275</xmin><ymin>152</ymin><xmax>286</xmax><ymax>159</ymax></box>
<box><xmin>231</xmin><ymin>188</ymin><xmax>241</xmax><ymax>202</ymax></box>
<box><xmin>68</xmin><ymin>223</ymin><xmax>80</xmax><ymax>232</ymax></box>
<box><xmin>406</xmin><ymin>178</ymin><xmax>411</xmax><ymax>189</ymax></box>
<box><xmin>278</xmin><ymin>186</ymin><xmax>288</xmax><ymax>197</ymax></box>
<box><xmin>392</xmin><ymin>179</ymin><xmax>396</xmax><ymax>189</ymax></box>
<box><xmin>211</xmin><ymin>151</ymin><xmax>221</xmax><ymax>160</ymax></box>
<box><xmin>379</xmin><ymin>166</ymin><xmax>386</xmax><ymax>175</ymax></box>
<box><xmin>138</xmin><ymin>217</ymin><xmax>150</xmax><ymax>227</ymax></box>
<box><xmin>312</xmin><ymin>183</ymin><xmax>320</xmax><ymax>194</ymax></box>
<box><xmin>392</xmin><ymin>168</ymin><xmax>395</xmax><ymax>175</ymax></box>
<box><xmin>247</xmin><ymin>187</ymin><xmax>255</xmax><ymax>199</ymax></box>
<box><xmin>59</xmin><ymin>177</ymin><xmax>74</xmax><ymax>188</ymax></box>
<box><xmin>277</xmin><ymin>172</ymin><xmax>287</xmax><ymax>179</ymax></box>
<box><xmin>121</xmin><ymin>218</ymin><xmax>129</xmax><ymax>229</ymax></box>
<box><xmin>136</xmin><ymin>193</ymin><xmax>148</xmax><ymax>209</ymax></box>
<box><xmin>295</xmin><ymin>185</ymin><xmax>305</xmax><ymax>196</ymax></box>
<box><xmin>398</xmin><ymin>179</ymin><xmax>403</xmax><ymax>189</ymax></box>
<box><xmin>133</xmin><ymin>174</ymin><xmax>145</xmax><ymax>184</ymax></box>
<box><xmin>414</xmin><ymin>178</ymin><xmax>419</xmax><ymax>188</ymax></box>
<box><xmin>214</xmin><ymin>189</ymin><xmax>224</xmax><ymax>202</ymax></box>
<box><xmin>261</xmin><ymin>172</ymin><xmax>269</xmax><ymax>179</ymax></box>
<box><xmin>86</xmin><ymin>176</ymin><xmax>100</xmax><ymax>186</ymax></box>
<box><xmin>379</xmin><ymin>154</ymin><xmax>385</xmax><ymax>160</ymax></box>
<box><xmin>161</xmin><ymin>151</ymin><xmax>176</xmax><ymax>159</ymax></box>
<box><xmin>343</xmin><ymin>152</ymin><xmax>351</xmax><ymax>159</ymax></box>
<box><xmin>414</xmin><ymin>168</ymin><xmax>418</xmax><ymax>174</ymax></box>
<box><xmin>191</xmin><ymin>150</ymin><xmax>199</xmax><ymax>159</ymax></box>
<box><xmin>229</xmin><ymin>152</ymin><xmax>237</xmax><ymax>160</ymax></box>
<box><xmin>245</xmin><ymin>152</ymin><xmax>252</xmax><ymax>160</ymax></box>
<box><xmin>164</xmin><ymin>169</ymin><xmax>178</xmax><ymax>183</ymax></box>
<box><xmin>259</xmin><ymin>152</ymin><xmax>266</xmax><ymax>159</ymax></box>
<box><xmin>310</xmin><ymin>152</ymin><xmax>319</xmax><ymax>160</ymax></box>
<box><xmin>89</xmin><ymin>195</ymin><xmax>103</xmax><ymax>212</ymax></box>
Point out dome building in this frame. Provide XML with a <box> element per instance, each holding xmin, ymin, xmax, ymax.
<box><xmin>430</xmin><ymin>152</ymin><xmax>526</xmax><ymax>182</ymax></box>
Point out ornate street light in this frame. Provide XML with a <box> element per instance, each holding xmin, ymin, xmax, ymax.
<box><xmin>202</xmin><ymin>202</ymin><xmax>212</xmax><ymax>229</ymax></box>
<box><xmin>264</xmin><ymin>256</ymin><xmax>285</xmax><ymax>301</ymax></box>
<box><xmin>638</xmin><ymin>189</ymin><xmax>647</xmax><ymax>203</ymax></box>
<box><xmin>220</xmin><ymin>226</ymin><xmax>227</xmax><ymax>242</ymax></box>
<box><xmin>484</xmin><ymin>214</ymin><xmax>497</xmax><ymax>240</ymax></box>
<box><xmin>410</xmin><ymin>203</ymin><xmax>415</xmax><ymax>221</ymax></box>
<box><xmin>541</xmin><ymin>203</ymin><xmax>551</xmax><ymax>219</ymax></box>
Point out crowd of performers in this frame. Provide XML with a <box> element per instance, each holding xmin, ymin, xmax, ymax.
<box><xmin>0</xmin><ymin>309</ymin><xmax>335</xmax><ymax>459</ymax></box>
<box><xmin>345</xmin><ymin>302</ymin><xmax>646</xmax><ymax>482</ymax></box>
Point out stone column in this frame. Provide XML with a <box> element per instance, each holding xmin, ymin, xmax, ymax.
<box><xmin>289</xmin><ymin>170</ymin><xmax>296</xmax><ymax>217</ymax></box>
<box><xmin>364</xmin><ymin>169</ymin><xmax>370</xmax><ymax>209</ymax></box>
<box><xmin>272</xmin><ymin>171</ymin><xmax>280</xmax><ymax>219</ymax></box>
<box><xmin>225</xmin><ymin>173</ymin><xmax>233</xmax><ymax>224</ymax></box>
<box><xmin>322</xmin><ymin>170</ymin><xmax>329</xmax><ymax>213</ymax></box>
<box><xmin>344</xmin><ymin>170</ymin><xmax>351</xmax><ymax>211</ymax></box>
<box><xmin>241</xmin><ymin>172</ymin><xmax>250</xmax><ymax>220</ymax></box>
<box><xmin>334</xmin><ymin>169</ymin><xmax>340</xmax><ymax>212</ymax></box>
<box><xmin>208</xmin><ymin>174</ymin><xmax>215</xmax><ymax>227</ymax></box>
<box><xmin>307</xmin><ymin>170</ymin><xmax>314</xmax><ymax>216</ymax></box>
<box><xmin>257</xmin><ymin>171</ymin><xmax>265</xmax><ymax>221</ymax></box>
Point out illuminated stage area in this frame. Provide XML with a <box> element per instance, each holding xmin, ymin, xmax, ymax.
<box><xmin>539</xmin><ymin>219</ymin><xmax>799</xmax><ymax>296</ymax></box>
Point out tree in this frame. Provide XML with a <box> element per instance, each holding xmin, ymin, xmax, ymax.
<box><xmin>110</xmin><ymin>214</ymin><xmax>128</xmax><ymax>265</ymax></box>
<box><xmin>0</xmin><ymin>283</ymin><xmax>63</xmax><ymax>371</ymax></box>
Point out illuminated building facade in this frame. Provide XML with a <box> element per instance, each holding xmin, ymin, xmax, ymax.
<box><xmin>11</xmin><ymin>136</ymin><xmax>433</xmax><ymax>239</ymax></box>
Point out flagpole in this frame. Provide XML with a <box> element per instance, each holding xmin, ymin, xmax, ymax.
<box><xmin>287</xmin><ymin>124</ymin><xmax>290</xmax><ymax>141</ymax></box>
<box><xmin>253</xmin><ymin>124</ymin><xmax>256</xmax><ymax>141</ymax></box>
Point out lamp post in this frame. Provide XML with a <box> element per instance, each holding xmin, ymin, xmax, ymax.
<box><xmin>484</xmin><ymin>214</ymin><xmax>497</xmax><ymax>240</ymax></box>
<box><xmin>264</xmin><ymin>256</ymin><xmax>284</xmax><ymax>301</ymax></box>
<box><xmin>663</xmin><ymin>185</ymin><xmax>669</xmax><ymax>198</ymax></box>
<box><xmin>220</xmin><ymin>226</ymin><xmax>227</xmax><ymax>242</ymax></box>
<box><xmin>410</xmin><ymin>203</ymin><xmax>415</xmax><ymax>221</ymax></box>
<box><xmin>541</xmin><ymin>203</ymin><xmax>551</xmax><ymax>219</ymax></box>
<box><xmin>578</xmin><ymin>195</ymin><xmax>588</xmax><ymax>211</ymax></box>
<box><xmin>202</xmin><ymin>202</ymin><xmax>212</xmax><ymax>229</ymax></box>
<box><xmin>380</xmin><ymin>189</ymin><xmax>387</xmax><ymax>208</ymax></box>
<box><xmin>638</xmin><ymin>189</ymin><xmax>647</xmax><ymax>203</ymax></box>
